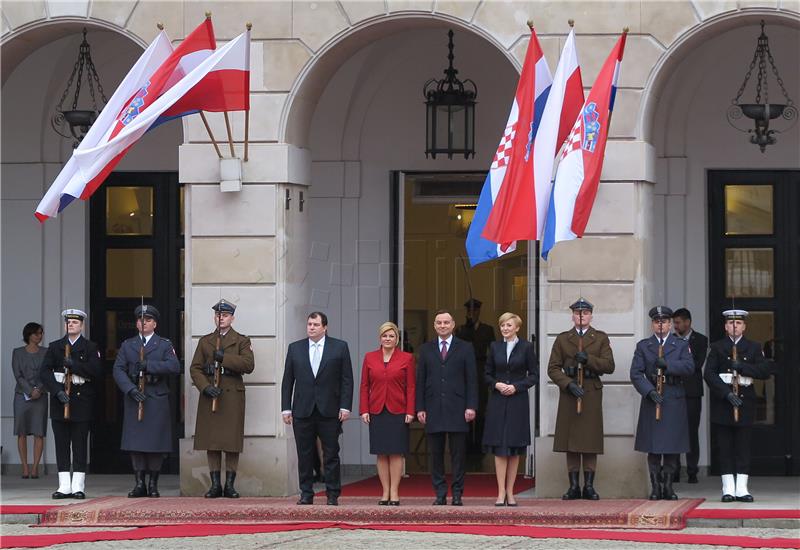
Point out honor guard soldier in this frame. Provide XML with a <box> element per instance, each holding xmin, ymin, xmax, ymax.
<box><xmin>40</xmin><ymin>309</ymin><xmax>102</xmax><ymax>499</ymax></box>
<box><xmin>547</xmin><ymin>298</ymin><xmax>615</xmax><ymax>500</ymax></box>
<box><xmin>190</xmin><ymin>299</ymin><xmax>255</xmax><ymax>498</ymax></box>
<box><xmin>631</xmin><ymin>306</ymin><xmax>694</xmax><ymax>500</ymax></box>
<box><xmin>703</xmin><ymin>309</ymin><xmax>770</xmax><ymax>502</ymax></box>
<box><xmin>112</xmin><ymin>305</ymin><xmax>181</xmax><ymax>498</ymax></box>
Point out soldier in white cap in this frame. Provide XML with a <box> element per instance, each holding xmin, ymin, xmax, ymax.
<box><xmin>704</xmin><ymin>309</ymin><xmax>770</xmax><ymax>502</ymax></box>
<box><xmin>40</xmin><ymin>309</ymin><xmax>102</xmax><ymax>499</ymax></box>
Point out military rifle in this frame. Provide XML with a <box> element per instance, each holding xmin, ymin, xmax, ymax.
<box><xmin>731</xmin><ymin>321</ymin><xmax>740</xmax><ymax>423</ymax></box>
<box><xmin>137</xmin><ymin>297</ymin><xmax>146</xmax><ymax>422</ymax></box>
<box><xmin>211</xmin><ymin>306</ymin><xmax>222</xmax><ymax>413</ymax></box>
<box><xmin>63</xmin><ymin>342</ymin><xmax>72</xmax><ymax>420</ymax></box>
<box><xmin>576</xmin><ymin>308</ymin><xmax>585</xmax><ymax>415</ymax></box>
<box><xmin>655</xmin><ymin>317</ymin><xmax>666</xmax><ymax>421</ymax></box>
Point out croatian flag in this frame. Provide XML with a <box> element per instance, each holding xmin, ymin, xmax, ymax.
<box><xmin>541</xmin><ymin>31</ymin><xmax>627</xmax><ymax>260</ymax></box>
<box><xmin>70</xmin><ymin>30</ymin><xmax>250</xmax><ymax>193</ymax></box>
<box><xmin>34</xmin><ymin>19</ymin><xmax>216</xmax><ymax>222</ymax></box>
<box><xmin>466</xmin><ymin>26</ymin><xmax>552</xmax><ymax>266</ymax></box>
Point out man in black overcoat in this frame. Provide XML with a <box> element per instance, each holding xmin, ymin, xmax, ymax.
<box><xmin>40</xmin><ymin>309</ymin><xmax>102</xmax><ymax>499</ymax></box>
<box><xmin>416</xmin><ymin>310</ymin><xmax>478</xmax><ymax>506</ymax></box>
<box><xmin>281</xmin><ymin>312</ymin><xmax>354</xmax><ymax>506</ymax></box>
<box><xmin>703</xmin><ymin>309</ymin><xmax>770</xmax><ymax>502</ymax></box>
<box><xmin>672</xmin><ymin>308</ymin><xmax>708</xmax><ymax>484</ymax></box>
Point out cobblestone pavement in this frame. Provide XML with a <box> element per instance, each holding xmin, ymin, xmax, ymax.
<box><xmin>3</xmin><ymin>525</ymin><xmax>798</xmax><ymax>549</ymax></box>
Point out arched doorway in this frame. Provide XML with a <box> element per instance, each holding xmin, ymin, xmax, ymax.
<box><xmin>1</xmin><ymin>21</ymin><xmax>184</xmax><ymax>474</ymax></box>
<box><xmin>645</xmin><ymin>12</ymin><xmax>800</xmax><ymax>475</ymax></box>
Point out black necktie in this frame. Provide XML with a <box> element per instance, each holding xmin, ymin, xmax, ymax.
<box><xmin>142</xmin><ymin>336</ymin><xmax>147</xmax><ymax>346</ymax></box>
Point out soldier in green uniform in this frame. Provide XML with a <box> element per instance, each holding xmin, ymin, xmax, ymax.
<box><xmin>190</xmin><ymin>300</ymin><xmax>255</xmax><ymax>498</ymax></box>
<box><xmin>547</xmin><ymin>299</ymin><xmax>615</xmax><ymax>500</ymax></box>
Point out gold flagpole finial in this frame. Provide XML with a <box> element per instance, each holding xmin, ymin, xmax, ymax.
<box><xmin>526</xmin><ymin>19</ymin><xmax>534</xmax><ymax>30</ymax></box>
<box><xmin>156</xmin><ymin>22</ymin><xmax>164</xmax><ymax>30</ymax></box>
<box><xmin>568</xmin><ymin>19</ymin><xmax>574</xmax><ymax>28</ymax></box>
<box><xmin>623</xmin><ymin>26</ymin><xmax>629</xmax><ymax>33</ymax></box>
<box><xmin>205</xmin><ymin>11</ymin><xmax>212</xmax><ymax>19</ymax></box>
<box><xmin>246</xmin><ymin>22</ymin><xmax>252</xmax><ymax>31</ymax></box>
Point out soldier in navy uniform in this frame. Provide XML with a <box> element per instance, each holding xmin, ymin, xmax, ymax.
<box><xmin>703</xmin><ymin>309</ymin><xmax>770</xmax><ymax>502</ymax></box>
<box><xmin>630</xmin><ymin>306</ymin><xmax>694</xmax><ymax>500</ymax></box>
<box><xmin>112</xmin><ymin>305</ymin><xmax>181</xmax><ymax>498</ymax></box>
<box><xmin>40</xmin><ymin>309</ymin><xmax>102</xmax><ymax>499</ymax></box>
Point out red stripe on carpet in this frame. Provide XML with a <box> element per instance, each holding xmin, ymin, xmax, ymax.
<box><xmin>687</xmin><ymin>508</ymin><xmax>800</xmax><ymax>519</ymax></box>
<box><xmin>0</xmin><ymin>505</ymin><xmax>56</xmax><ymax>515</ymax></box>
<box><xmin>318</xmin><ymin>473</ymin><xmax>534</xmax><ymax>497</ymax></box>
<box><xmin>4</xmin><ymin>521</ymin><xmax>799</xmax><ymax>549</ymax></box>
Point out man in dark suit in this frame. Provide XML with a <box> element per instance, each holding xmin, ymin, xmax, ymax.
<box><xmin>672</xmin><ymin>308</ymin><xmax>708</xmax><ymax>484</ymax></box>
<box><xmin>281</xmin><ymin>312</ymin><xmax>353</xmax><ymax>505</ymax></box>
<box><xmin>416</xmin><ymin>310</ymin><xmax>478</xmax><ymax>506</ymax></box>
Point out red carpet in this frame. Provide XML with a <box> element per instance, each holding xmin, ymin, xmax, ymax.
<box><xmin>4</xmin><ymin>521</ymin><xmax>799</xmax><ymax>549</ymax></box>
<box><xmin>0</xmin><ymin>505</ymin><xmax>55</xmax><ymax>515</ymax></box>
<box><xmin>40</xmin><ymin>496</ymin><xmax>701</xmax><ymax>529</ymax></box>
<box><xmin>317</xmin><ymin>473</ymin><xmax>534</xmax><ymax>497</ymax></box>
<box><xmin>687</xmin><ymin>508</ymin><xmax>800</xmax><ymax>519</ymax></box>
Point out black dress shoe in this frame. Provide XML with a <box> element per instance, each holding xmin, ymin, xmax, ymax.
<box><xmin>451</xmin><ymin>495</ymin><xmax>463</xmax><ymax>506</ymax></box>
<box><xmin>51</xmin><ymin>491</ymin><xmax>72</xmax><ymax>499</ymax></box>
<box><xmin>297</xmin><ymin>497</ymin><xmax>314</xmax><ymax>505</ymax></box>
<box><xmin>506</xmin><ymin>501</ymin><xmax>518</xmax><ymax>507</ymax></box>
<box><xmin>327</xmin><ymin>496</ymin><xmax>339</xmax><ymax>506</ymax></box>
<box><xmin>388</xmin><ymin>500</ymin><xmax>400</xmax><ymax>506</ymax></box>
<box><xmin>72</xmin><ymin>491</ymin><xmax>85</xmax><ymax>500</ymax></box>
<box><xmin>378</xmin><ymin>500</ymin><xmax>389</xmax><ymax>506</ymax></box>
<box><xmin>433</xmin><ymin>496</ymin><xmax>447</xmax><ymax>505</ymax></box>
<box><xmin>736</xmin><ymin>494</ymin><xmax>754</xmax><ymax>502</ymax></box>
<box><xmin>687</xmin><ymin>474</ymin><xmax>699</xmax><ymax>484</ymax></box>
<box><xmin>721</xmin><ymin>494</ymin><xmax>735</xmax><ymax>503</ymax></box>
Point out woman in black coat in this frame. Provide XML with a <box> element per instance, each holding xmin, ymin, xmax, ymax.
<box><xmin>483</xmin><ymin>312</ymin><xmax>539</xmax><ymax>506</ymax></box>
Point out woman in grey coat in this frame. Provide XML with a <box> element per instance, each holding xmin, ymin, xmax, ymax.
<box><xmin>12</xmin><ymin>322</ymin><xmax>48</xmax><ymax>478</ymax></box>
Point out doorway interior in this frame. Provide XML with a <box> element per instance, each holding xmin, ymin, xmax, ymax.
<box><xmin>395</xmin><ymin>171</ymin><xmax>537</xmax><ymax>474</ymax></box>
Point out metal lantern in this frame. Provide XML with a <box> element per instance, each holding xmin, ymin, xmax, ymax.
<box><xmin>726</xmin><ymin>20</ymin><xmax>797</xmax><ymax>153</ymax></box>
<box><xmin>51</xmin><ymin>28</ymin><xmax>108</xmax><ymax>148</ymax></box>
<box><xmin>424</xmin><ymin>30</ymin><xmax>477</xmax><ymax>159</ymax></box>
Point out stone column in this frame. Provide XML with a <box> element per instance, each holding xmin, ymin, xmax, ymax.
<box><xmin>535</xmin><ymin>140</ymin><xmax>656</xmax><ymax>498</ymax></box>
<box><xmin>178</xmin><ymin>143</ymin><xmax>310</xmax><ymax>496</ymax></box>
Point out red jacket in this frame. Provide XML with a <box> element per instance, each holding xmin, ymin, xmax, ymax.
<box><xmin>359</xmin><ymin>349</ymin><xmax>416</xmax><ymax>416</ymax></box>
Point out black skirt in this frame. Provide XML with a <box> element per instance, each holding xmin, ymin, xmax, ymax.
<box><xmin>369</xmin><ymin>408</ymin><xmax>409</xmax><ymax>455</ymax></box>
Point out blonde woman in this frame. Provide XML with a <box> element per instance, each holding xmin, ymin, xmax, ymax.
<box><xmin>483</xmin><ymin>312</ymin><xmax>539</xmax><ymax>506</ymax></box>
<box><xmin>359</xmin><ymin>322</ymin><xmax>415</xmax><ymax>506</ymax></box>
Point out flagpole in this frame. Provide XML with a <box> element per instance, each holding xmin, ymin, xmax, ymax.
<box><xmin>224</xmin><ymin>112</ymin><xmax>235</xmax><ymax>157</ymax></box>
<box><xmin>244</xmin><ymin>22</ymin><xmax>252</xmax><ymax>162</ymax></box>
<box><xmin>200</xmin><ymin>112</ymin><xmax>223</xmax><ymax>158</ymax></box>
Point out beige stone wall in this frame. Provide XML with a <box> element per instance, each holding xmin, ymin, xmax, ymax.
<box><xmin>4</xmin><ymin>0</ymin><xmax>798</xmax><ymax>496</ymax></box>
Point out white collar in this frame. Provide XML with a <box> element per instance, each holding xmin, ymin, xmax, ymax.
<box><xmin>439</xmin><ymin>334</ymin><xmax>453</xmax><ymax>347</ymax></box>
<box><xmin>68</xmin><ymin>335</ymin><xmax>81</xmax><ymax>346</ymax></box>
<box><xmin>309</xmin><ymin>336</ymin><xmax>326</xmax><ymax>347</ymax></box>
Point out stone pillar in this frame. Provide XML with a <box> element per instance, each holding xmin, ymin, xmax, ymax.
<box><xmin>535</xmin><ymin>141</ymin><xmax>656</xmax><ymax>498</ymax></box>
<box><xmin>178</xmin><ymin>143</ymin><xmax>310</xmax><ymax>496</ymax></box>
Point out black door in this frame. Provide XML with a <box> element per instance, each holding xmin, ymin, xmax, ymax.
<box><xmin>89</xmin><ymin>172</ymin><xmax>185</xmax><ymax>474</ymax></box>
<box><xmin>708</xmin><ymin>170</ymin><xmax>800</xmax><ymax>475</ymax></box>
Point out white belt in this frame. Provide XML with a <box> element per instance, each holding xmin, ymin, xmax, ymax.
<box><xmin>54</xmin><ymin>372</ymin><xmax>87</xmax><ymax>385</ymax></box>
<box><xmin>719</xmin><ymin>373</ymin><xmax>753</xmax><ymax>387</ymax></box>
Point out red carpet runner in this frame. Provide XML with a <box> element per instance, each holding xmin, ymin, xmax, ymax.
<box><xmin>40</xmin><ymin>496</ymin><xmax>701</xmax><ymax>530</ymax></box>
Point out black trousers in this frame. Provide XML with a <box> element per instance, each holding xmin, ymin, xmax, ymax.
<box><xmin>293</xmin><ymin>407</ymin><xmax>342</xmax><ymax>499</ymax></box>
<box><xmin>685</xmin><ymin>397</ymin><xmax>702</xmax><ymax>476</ymax></box>
<box><xmin>51</xmin><ymin>420</ymin><xmax>89</xmax><ymax>472</ymax></box>
<box><xmin>427</xmin><ymin>431</ymin><xmax>466</xmax><ymax>498</ymax></box>
<box><xmin>647</xmin><ymin>453</ymin><xmax>679</xmax><ymax>475</ymax></box>
<box><xmin>714</xmin><ymin>423</ymin><xmax>752</xmax><ymax>474</ymax></box>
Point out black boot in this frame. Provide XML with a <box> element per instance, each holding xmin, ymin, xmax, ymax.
<box><xmin>648</xmin><ymin>472</ymin><xmax>662</xmax><ymax>500</ymax></box>
<box><xmin>205</xmin><ymin>471</ymin><xmax>222</xmax><ymax>498</ymax></box>
<box><xmin>662</xmin><ymin>472</ymin><xmax>678</xmax><ymax>500</ymax></box>
<box><xmin>582</xmin><ymin>471</ymin><xmax>600</xmax><ymax>500</ymax></box>
<box><xmin>128</xmin><ymin>471</ymin><xmax>147</xmax><ymax>498</ymax></box>
<box><xmin>223</xmin><ymin>471</ymin><xmax>240</xmax><ymax>498</ymax></box>
<box><xmin>148</xmin><ymin>471</ymin><xmax>160</xmax><ymax>498</ymax></box>
<box><xmin>562</xmin><ymin>472</ymin><xmax>582</xmax><ymax>500</ymax></box>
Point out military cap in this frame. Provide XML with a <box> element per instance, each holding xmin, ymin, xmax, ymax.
<box><xmin>212</xmin><ymin>299</ymin><xmax>236</xmax><ymax>314</ymax></box>
<box><xmin>722</xmin><ymin>309</ymin><xmax>749</xmax><ymax>320</ymax></box>
<box><xmin>649</xmin><ymin>305</ymin><xmax>673</xmax><ymax>320</ymax></box>
<box><xmin>463</xmin><ymin>298</ymin><xmax>483</xmax><ymax>309</ymax></box>
<box><xmin>569</xmin><ymin>298</ymin><xmax>594</xmax><ymax>312</ymax></box>
<box><xmin>134</xmin><ymin>304</ymin><xmax>160</xmax><ymax>322</ymax></box>
<box><xmin>62</xmin><ymin>309</ymin><xmax>87</xmax><ymax>322</ymax></box>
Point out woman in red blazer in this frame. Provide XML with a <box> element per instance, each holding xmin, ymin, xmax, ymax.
<box><xmin>359</xmin><ymin>322</ymin><xmax>415</xmax><ymax>506</ymax></box>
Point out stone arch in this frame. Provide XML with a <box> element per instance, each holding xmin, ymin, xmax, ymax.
<box><xmin>281</xmin><ymin>13</ymin><xmax>522</xmax><ymax>148</ymax></box>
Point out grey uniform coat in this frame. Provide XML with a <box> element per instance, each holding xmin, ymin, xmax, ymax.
<box><xmin>631</xmin><ymin>334</ymin><xmax>694</xmax><ymax>454</ymax></box>
<box><xmin>112</xmin><ymin>334</ymin><xmax>181</xmax><ymax>453</ymax></box>
<box><xmin>548</xmin><ymin>327</ymin><xmax>615</xmax><ymax>453</ymax></box>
